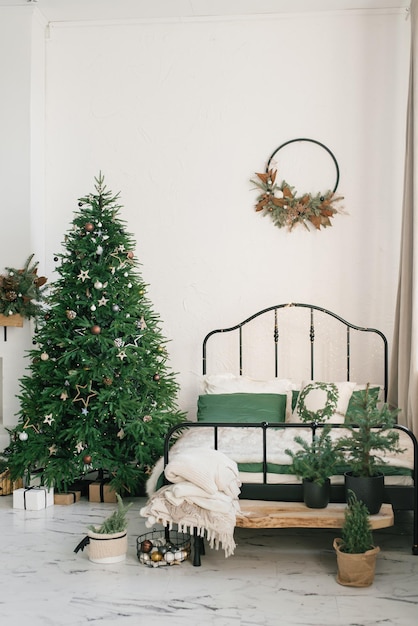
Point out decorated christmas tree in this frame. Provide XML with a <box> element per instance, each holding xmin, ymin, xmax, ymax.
<box><xmin>6</xmin><ymin>174</ymin><xmax>185</xmax><ymax>494</ymax></box>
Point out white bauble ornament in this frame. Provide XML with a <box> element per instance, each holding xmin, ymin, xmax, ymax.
<box><xmin>19</xmin><ymin>431</ymin><xmax>28</xmax><ymax>441</ymax></box>
<box><xmin>94</xmin><ymin>281</ymin><xmax>103</xmax><ymax>290</ymax></box>
<box><xmin>40</xmin><ymin>352</ymin><xmax>49</xmax><ymax>361</ymax></box>
<box><xmin>164</xmin><ymin>551</ymin><xmax>175</xmax><ymax>563</ymax></box>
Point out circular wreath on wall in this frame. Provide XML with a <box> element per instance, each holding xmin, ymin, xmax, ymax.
<box><xmin>251</xmin><ymin>138</ymin><xmax>344</xmax><ymax>231</ymax></box>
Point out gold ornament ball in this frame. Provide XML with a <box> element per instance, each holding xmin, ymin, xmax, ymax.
<box><xmin>85</xmin><ymin>222</ymin><xmax>94</xmax><ymax>232</ymax></box>
<box><xmin>153</xmin><ymin>373</ymin><xmax>160</xmax><ymax>382</ymax></box>
<box><xmin>127</xmin><ymin>251</ymin><xmax>134</xmax><ymax>259</ymax></box>
<box><xmin>83</xmin><ymin>454</ymin><xmax>92</xmax><ymax>464</ymax></box>
<box><xmin>91</xmin><ymin>325</ymin><xmax>101</xmax><ymax>335</ymax></box>
<box><xmin>103</xmin><ymin>376</ymin><xmax>113</xmax><ymax>386</ymax></box>
<box><xmin>66</xmin><ymin>310</ymin><xmax>77</xmax><ymax>320</ymax></box>
<box><xmin>150</xmin><ymin>551</ymin><xmax>163</xmax><ymax>562</ymax></box>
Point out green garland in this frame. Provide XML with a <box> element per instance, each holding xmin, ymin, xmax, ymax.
<box><xmin>251</xmin><ymin>168</ymin><xmax>344</xmax><ymax>231</ymax></box>
<box><xmin>0</xmin><ymin>254</ymin><xmax>47</xmax><ymax>319</ymax></box>
<box><xmin>296</xmin><ymin>382</ymin><xmax>339</xmax><ymax>423</ymax></box>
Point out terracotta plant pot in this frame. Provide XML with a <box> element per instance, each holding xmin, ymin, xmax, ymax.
<box><xmin>333</xmin><ymin>538</ymin><xmax>380</xmax><ymax>587</ymax></box>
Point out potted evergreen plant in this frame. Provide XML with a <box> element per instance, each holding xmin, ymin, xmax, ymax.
<box><xmin>285</xmin><ymin>425</ymin><xmax>343</xmax><ymax>508</ymax></box>
<box><xmin>337</xmin><ymin>385</ymin><xmax>403</xmax><ymax>514</ymax></box>
<box><xmin>333</xmin><ymin>490</ymin><xmax>380</xmax><ymax>587</ymax></box>
<box><xmin>74</xmin><ymin>493</ymin><xmax>132</xmax><ymax>563</ymax></box>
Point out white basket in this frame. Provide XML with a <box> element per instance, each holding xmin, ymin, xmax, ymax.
<box><xmin>87</xmin><ymin>529</ymin><xmax>128</xmax><ymax>564</ymax></box>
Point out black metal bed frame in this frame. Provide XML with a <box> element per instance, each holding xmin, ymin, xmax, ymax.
<box><xmin>203</xmin><ymin>302</ymin><xmax>388</xmax><ymax>400</ymax></box>
<box><xmin>163</xmin><ymin>303</ymin><xmax>417</xmax><ymax>562</ymax></box>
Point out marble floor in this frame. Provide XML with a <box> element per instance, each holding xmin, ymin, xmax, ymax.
<box><xmin>0</xmin><ymin>495</ymin><xmax>417</xmax><ymax>626</ymax></box>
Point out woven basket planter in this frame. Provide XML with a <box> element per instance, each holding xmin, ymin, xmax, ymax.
<box><xmin>333</xmin><ymin>538</ymin><xmax>380</xmax><ymax>587</ymax></box>
<box><xmin>87</xmin><ymin>529</ymin><xmax>128</xmax><ymax>564</ymax></box>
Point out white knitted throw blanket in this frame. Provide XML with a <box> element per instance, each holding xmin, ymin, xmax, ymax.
<box><xmin>140</xmin><ymin>448</ymin><xmax>241</xmax><ymax>558</ymax></box>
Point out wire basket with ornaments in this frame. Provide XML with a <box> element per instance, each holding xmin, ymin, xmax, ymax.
<box><xmin>137</xmin><ymin>529</ymin><xmax>191</xmax><ymax>567</ymax></box>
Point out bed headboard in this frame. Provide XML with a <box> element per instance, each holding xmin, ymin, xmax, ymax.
<box><xmin>202</xmin><ymin>303</ymin><xmax>388</xmax><ymax>401</ymax></box>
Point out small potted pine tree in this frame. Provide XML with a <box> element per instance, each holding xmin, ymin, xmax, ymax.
<box><xmin>285</xmin><ymin>425</ymin><xmax>343</xmax><ymax>508</ymax></box>
<box><xmin>333</xmin><ymin>490</ymin><xmax>380</xmax><ymax>587</ymax></box>
<box><xmin>337</xmin><ymin>385</ymin><xmax>403</xmax><ymax>514</ymax></box>
<box><xmin>74</xmin><ymin>493</ymin><xmax>132</xmax><ymax>563</ymax></box>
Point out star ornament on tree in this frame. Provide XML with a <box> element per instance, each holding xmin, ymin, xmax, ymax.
<box><xmin>23</xmin><ymin>418</ymin><xmax>39</xmax><ymax>433</ymax></box>
<box><xmin>44</xmin><ymin>414</ymin><xmax>54</xmax><ymax>426</ymax></box>
<box><xmin>110</xmin><ymin>250</ymin><xmax>127</xmax><ymax>270</ymax></box>
<box><xmin>77</xmin><ymin>269</ymin><xmax>90</xmax><ymax>282</ymax></box>
<box><xmin>73</xmin><ymin>383</ymin><xmax>98</xmax><ymax>407</ymax></box>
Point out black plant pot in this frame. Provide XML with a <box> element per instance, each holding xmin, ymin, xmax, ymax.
<box><xmin>303</xmin><ymin>478</ymin><xmax>330</xmax><ymax>509</ymax></box>
<box><xmin>344</xmin><ymin>472</ymin><xmax>384</xmax><ymax>515</ymax></box>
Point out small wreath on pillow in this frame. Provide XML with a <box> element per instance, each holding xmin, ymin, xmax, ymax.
<box><xmin>296</xmin><ymin>382</ymin><xmax>339</xmax><ymax>424</ymax></box>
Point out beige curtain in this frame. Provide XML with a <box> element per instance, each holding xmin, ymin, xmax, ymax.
<box><xmin>388</xmin><ymin>1</ymin><xmax>418</xmax><ymax>433</ymax></box>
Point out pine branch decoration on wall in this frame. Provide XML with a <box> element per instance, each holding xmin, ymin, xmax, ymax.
<box><xmin>0</xmin><ymin>254</ymin><xmax>47</xmax><ymax>320</ymax></box>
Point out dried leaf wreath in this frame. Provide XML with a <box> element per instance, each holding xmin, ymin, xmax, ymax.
<box><xmin>251</xmin><ymin>168</ymin><xmax>344</xmax><ymax>231</ymax></box>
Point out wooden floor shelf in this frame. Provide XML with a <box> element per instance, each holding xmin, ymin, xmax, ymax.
<box><xmin>236</xmin><ymin>500</ymin><xmax>394</xmax><ymax>530</ymax></box>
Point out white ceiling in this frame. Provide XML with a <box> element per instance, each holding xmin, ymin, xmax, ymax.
<box><xmin>0</xmin><ymin>0</ymin><xmax>411</xmax><ymax>22</ymax></box>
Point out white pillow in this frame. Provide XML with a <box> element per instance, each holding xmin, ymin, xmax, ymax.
<box><xmin>202</xmin><ymin>373</ymin><xmax>293</xmax><ymax>395</ymax></box>
<box><xmin>290</xmin><ymin>380</ymin><xmax>356</xmax><ymax>424</ymax></box>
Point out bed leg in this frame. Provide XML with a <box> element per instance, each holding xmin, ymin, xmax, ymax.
<box><xmin>412</xmin><ymin>544</ymin><xmax>418</xmax><ymax>556</ymax></box>
<box><xmin>192</xmin><ymin>529</ymin><xmax>203</xmax><ymax>566</ymax></box>
<box><xmin>199</xmin><ymin>536</ymin><xmax>205</xmax><ymax>556</ymax></box>
<box><xmin>164</xmin><ymin>526</ymin><xmax>170</xmax><ymax>543</ymax></box>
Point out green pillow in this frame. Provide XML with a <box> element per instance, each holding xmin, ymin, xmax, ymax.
<box><xmin>345</xmin><ymin>386</ymin><xmax>381</xmax><ymax>419</ymax></box>
<box><xmin>197</xmin><ymin>393</ymin><xmax>288</xmax><ymax>423</ymax></box>
<box><xmin>292</xmin><ymin>389</ymin><xmax>299</xmax><ymax>411</ymax></box>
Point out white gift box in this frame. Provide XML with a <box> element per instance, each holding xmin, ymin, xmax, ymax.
<box><xmin>13</xmin><ymin>487</ymin><xmax>54</xmax><ymax>510</ymax></box>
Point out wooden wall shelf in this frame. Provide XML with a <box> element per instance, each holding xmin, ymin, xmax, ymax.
<box><xmin>0</xmin><ymin>313</ymin><xmax>24</xmax><ymax>340</ymax></box>
<box><xmin>0</xmin><ymin>314</ymin><xmax>24</xmax><ymax>328</ymax></box>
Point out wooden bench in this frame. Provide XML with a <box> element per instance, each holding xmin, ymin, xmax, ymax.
<box><xmin>236</xmin><ymin>500</ymin><xmax>394</xmax><ymax>529</ymax></box>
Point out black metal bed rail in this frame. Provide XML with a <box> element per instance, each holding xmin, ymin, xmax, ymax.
<box><xmin>164</xmin><ymin>421</ymin><xmax>320</xmax><ymax>483</ymax></box>
<box><xmin>164</xmin><ymin>421</ymin><xmax>416</xmax><ymax>485</ymax></box>
<box><xmin>163</xmin><ymin>420</ymin><xmax>418</xmax><ymax>552</ymax></box>
<box><xmin>202</xmin><ymin>303</ymin><xmax>388</xmax><ymax>400</ymax></box>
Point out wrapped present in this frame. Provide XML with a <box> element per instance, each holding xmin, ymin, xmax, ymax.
<box><xmin>0</xmin><ymin>469</ymin><xmax>23</xmax><ymax>496</ymax></box>
<box><xmin>54</xmin><ymin>490</ymin><xmax>81</xmax><ymax>505</ymax></box>
<box><xmin>28</xmin><ymin>469</ymin><xmax>44</xmax><ymax>487</ymax></box>
<box><xmin>13</xmin><ymin>486</ymin><xmax>54</xmax><ymax>510</ymax></box>
<box><xmin>69</xmin><ymin>470</ymin><xmax>97</xmax><ymax>497</ymax></box>
<box><xmin>89</xmin><ymin>480</ymin><xmax>117</xmax><ymax>503</ymax></box>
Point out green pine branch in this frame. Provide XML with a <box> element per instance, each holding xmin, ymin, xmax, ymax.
<box><xmin>337</xmin><ymin>385</ymin><xmax>403</xmax><ymax>477</ymax></box>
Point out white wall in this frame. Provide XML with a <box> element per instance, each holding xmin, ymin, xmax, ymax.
<box><xmin>0</xmin><ymin>6</ymin><xmax>411</xmax><ymax>445</ymax></box>
<box><xmin>0</xmin><ymin>7</ymin><xmax>46</xmax><ymax>449</ymax></box>
<box><xmin>44</xmin><ymin>9</ymin><xmax>410</xmax><ymax>417</ymax></box>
